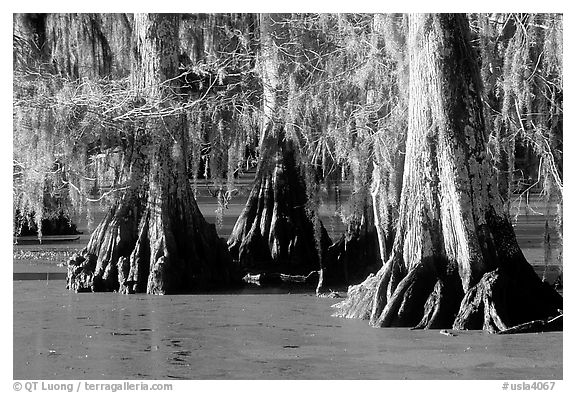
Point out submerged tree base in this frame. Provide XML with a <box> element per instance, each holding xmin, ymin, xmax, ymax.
<box><xmin>67</xmin><ymin>193</ymin><xmax>236</xmax><ymax>294</ymax></box>
<box><xmin>333</xmin><ymin>260</ymin><xmax>563</xmax><ymax>333</ymax></box>
<box><xmin>228</xmin><ymin>133</ymin><xmax>331</xmax><ymax>278</ymax></box>
<box><xmin>67</xmin><ymin>202</ymin><xmax>138</xmax><ymax>293</ymax></box>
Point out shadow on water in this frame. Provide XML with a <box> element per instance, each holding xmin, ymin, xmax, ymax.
<box><xmin>14</xmin><ymin>272</ymin><xmax>67</xmax><ymax>280</ymax></box>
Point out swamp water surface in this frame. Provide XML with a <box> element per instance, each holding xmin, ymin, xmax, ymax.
<box><xmin>13</xmin><ymin>281</ymin><xmax>562</xmax><ymax>380</ymax></box>
<box><xmin>13</xmin><ymin>192</ymin><xmax>563</xmax><ymax>379</ymax></box>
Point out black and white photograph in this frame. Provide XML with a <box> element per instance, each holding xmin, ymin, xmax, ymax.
<box><xmin>7</xmin><ymin>3</ymin><xmax>570</xmax><ymax>388</ymax></box>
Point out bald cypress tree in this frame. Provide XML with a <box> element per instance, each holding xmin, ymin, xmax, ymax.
<box><xmin>15</xmin><ymin>13</ymin><xmax>563</xmax><ymax>306</ymax></box>
<box><xmin>14</xmin><ymin>14</ymin><xmax>233</xmax><ymax>293</ymax></box>
<box><xmin>333</xmin><ymin>13</ymin><xmax>562</xmax><ymax>333</ymax></box>
<box><xmin>227</xmin><ymin>14</ymin><xmax>331</xmax><ymax>282</ymax></box>
<box><xmin>67</xmin><ymin>14</ymin><xmax>233</xmax><ymax>294</ymax></box>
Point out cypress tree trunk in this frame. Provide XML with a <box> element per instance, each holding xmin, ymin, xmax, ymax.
<box><xmin>227</xmin><ymin>14</ymin><xmax>331</xmax><ymax>279</ymax></box>
<box><xmin>333</xmin><ymin>13</ymin><xmax>562</xmax><ymax>333</ymax></box>
<box><xmin>68</xmin><ymin>14</ymin><xmax>232</xmax><ymax>294</ymax></box>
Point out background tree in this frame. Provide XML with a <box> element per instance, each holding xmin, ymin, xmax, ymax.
<box><xmin>333</xmin><ymin>13</ymin><xmax>562</xmax><ymax>333</ymax></box>
<box><xmin>179</xmin><ymin>13</ymin><xmax>260</xmax><ymax>209</ymax></box>
<box><xmin>312</xmin><ymin>14</ymin><xmax>408</xmax><ymax>287</ymax></box>
<box><xmin>13</xmin><ymin>14</ymin><xmax>130</xmax><ymax>238</ymax></box>
<box><xmin>227</xmin><ymin>14</ymin><xmax>332</xmax><ymax>282</ymax></box>
<box><xmin>227</xmin><ymin>14</ymin><xmax>408</xmax><ymax>288</ymax></box>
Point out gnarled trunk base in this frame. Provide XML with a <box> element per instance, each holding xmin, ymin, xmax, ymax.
<box><xmin>67</xmin><ymin>201</ymin><xmax>138</xmax><ymax>292</ymax></box>
<box><xmin>454</xmin><ymin>265</ymin><xmax>562</xmax><ymax>333</ymax></box>
<box><xmin>67</xmin><ymin>197</ymin><xmax>234</xmax><ymax>294</ymax></box>
<box><xmin>228</xmin><ymin>136</ymin><xmax>331</xmax><ymax>277</ymax></box>
<box><xmin>334</xmin><ymin>255</ymin><xmax>562</xmax><ymax>333</ymax></box>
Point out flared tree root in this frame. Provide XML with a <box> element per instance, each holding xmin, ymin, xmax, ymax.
<box><xmin>333</xmin><ymin>259</ymin><xmax>563</xmax><ymax>333</ymax></box>
<box><xmin>453</xmin><ymin>267</ymin><xmax>562</xmax><ymax>333</ymax></box>
<box><xmin>67</xmin><ymin>203</ymin><xmax>138</xmax><ymax>292</ymax></box>
<box><xmin>331</xmin><ymin>271</ymin><xmax>384</xmax><ymax>320</ymax></box>
<box><xmin>228</xmin><ymin>135</ymin><xmax>331</xmax><ymax>277</ymax></box>
<box><xmin>67</xmin><ymin>198</ymin><xmax>234</xmax><ymax>294</ymax></box>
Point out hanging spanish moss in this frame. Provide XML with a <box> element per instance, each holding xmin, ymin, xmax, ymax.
<box><xmin>472</xmin><ymin>13</ymin><xmax>563</xmax><ymax>283</ymax></box>
<box><xmin>279</xmin><ymin>14</ymin><xmax>409</xmax><ymax>287</ymax></box>
<box><xmin>13</xmin><ymin>14</ymin><xmax>133</xmax><ymax>238</ymax></box>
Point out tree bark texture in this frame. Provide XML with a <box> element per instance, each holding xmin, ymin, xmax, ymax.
<box><xmin>333</xmin><ymin>14</ymin><xmax>562</xmax><ymax>332</ymax></box>
<box><xmin>227</xmin><ymin>14</ymin><xmax>331</xmax><ymax>277</ymax></box>
<box><xmin>67</xmin><ymin>14</ymin><xmax>232</xmax><ymax>294</ymax></box>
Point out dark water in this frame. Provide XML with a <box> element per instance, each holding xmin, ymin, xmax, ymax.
<box><xmin>14</xmin><ymin>281</ymin><xmax>562</xmax><ymax>380</ymax></box>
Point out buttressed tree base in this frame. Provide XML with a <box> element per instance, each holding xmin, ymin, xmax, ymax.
<box><xmin>67</xmin><ymin>14</ymin><xmax>232</xmax><ymax>294</ymax></box>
